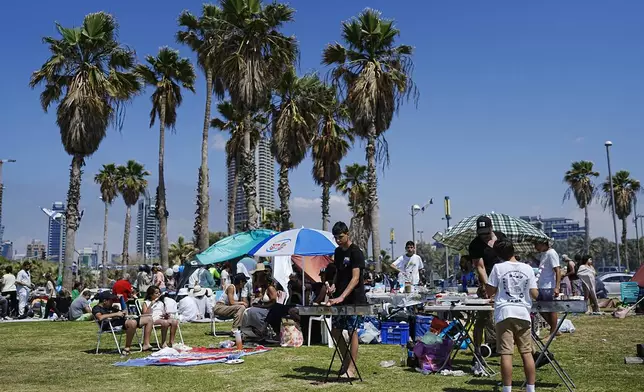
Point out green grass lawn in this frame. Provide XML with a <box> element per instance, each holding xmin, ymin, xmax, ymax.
<box><xmin>0</xmin><ymin>315</ymin><xmax>641</xmax><ymax>392</ymax></box>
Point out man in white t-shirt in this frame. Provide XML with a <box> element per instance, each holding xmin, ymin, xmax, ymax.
<box><xmin>486</xmin><ymin>239</ymin><xmax>538</xmax><ymax>392</ymax></box>
<box><xmin>16</xmin><ymin>261</ymin><xmax>34</xmax><ymax>318</ymax></box>
<box><xmin>534</xmin><ymin>239</ymin><xmax>561</xmax><ymax>337</ymax></box>
<box><xmin>392</xmin><ymin>241</ymin><xmax>424</xmax><ymax>285</ymax></box>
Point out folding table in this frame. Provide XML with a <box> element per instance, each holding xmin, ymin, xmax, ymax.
<box><xmin>297</xmin><ymin>305</ymin><xmax>376</xmax><ymax>384</ymax></box>
<box><xmin>529</xmin><ymin>300</ymin><xmax>587</xmax><ymax>392</ymax></box>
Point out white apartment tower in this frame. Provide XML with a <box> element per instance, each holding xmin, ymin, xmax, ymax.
<box><xmin>136</xmin><ymin>190</ymin><xmax>160</xmax><ymax>260</ymax></box>
<box><xmin>227</xmin><ymin>137</ymin><xmax>275</xmax><ymax>230</ymax></box>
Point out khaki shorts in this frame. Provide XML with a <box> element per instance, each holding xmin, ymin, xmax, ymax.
<box><xmin>496</xmin><ymin>318</ymin><xmax>532</xmax><ymax>355</ymax></box>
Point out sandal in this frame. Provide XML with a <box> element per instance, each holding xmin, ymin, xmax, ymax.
<box><xmin>141</xmin><ymin>345</ymin><xmax>154</xmax><ymax>352</ymax></box>
<box><xmin>121</xmin><ymin>348</ymin><xmax>132</xmax><ymax>356</ymax></box>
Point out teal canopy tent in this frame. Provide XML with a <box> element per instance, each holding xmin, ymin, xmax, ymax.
<box><xmin>195</xmin><ymin>229</ymin><xmax>277</xmax><ymax>265</ymax></box>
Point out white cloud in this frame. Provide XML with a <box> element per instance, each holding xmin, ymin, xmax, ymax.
<box><xmin>290</xmin><ymin>194</ymin><xmax>351</xmax><ymax>229</ymax></box>
<box><xmin>210</xmin><ymin>133</ymin><xmax>227</xmax><ymax>151</ymax></box>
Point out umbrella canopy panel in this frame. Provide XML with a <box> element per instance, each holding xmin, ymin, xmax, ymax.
<box><xmin>437</xmin><ymin>213</ymin><xmax>550</xmax><ymax>254</ymax></box>
<box><xmin>195</xmin><ymin>229</ymin><xmax>277</xmax><ymax>265</ymax></box>
<box><xmin>249</xmin><ymin>228</ymin><xmax>337</xmax><ymax>257</ymax></box>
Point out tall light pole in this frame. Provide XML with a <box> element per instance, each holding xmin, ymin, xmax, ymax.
<box><xmin>389</xmin><ymin>228</ymin><xmax>396</xmax><ymax>258</ymax></box>
<box><xmin>410</xmin><ymin>199</ymin><xmax>433</xmax><ymax>246</ymax></box>
<box><xmin>0</xmin><ymin>159</ymin><xmax>16</xmax><ymax>243</ymax></box>
<box><xmin>636</xmin><ymin>214</ymin><xmax>644</xmax><ymax>267</ymax></box>
<box><xmin>605</xmin><ymin>141</ymin><xmax>621</xmax><ymax>269</ymax></box>
<box><xmin>634</xmin><ymin>202</ymin><xmax>642</xmax><ymax>267</ymax></box>
<box><xmin>444</xmin><ymin>196</ymin><xmax>452</xmax><ymax>281</ymax></box>
<box><xmin>41</xmin><ymin>207</ymin><xmax>65</xmax><ymax>279</ymax></box>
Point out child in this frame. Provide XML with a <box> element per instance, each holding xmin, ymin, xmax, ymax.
<box><xmin>486</xmin><ymin>239</ymin><xmax>539</xmax><ymax>392</ymax></box>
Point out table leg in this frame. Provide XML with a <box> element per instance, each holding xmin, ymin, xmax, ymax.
<box><xmin>530</xmin><ymin>313</ymin><xmax>575</xmax><ymax>392</ymax></box>
<box><xmin>323</xmin><ymin>317</ymin><xmax>346</xmax><ymax>384</ymax></box>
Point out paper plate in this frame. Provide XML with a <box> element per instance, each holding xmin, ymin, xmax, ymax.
<box><xmin>225</xmin><ymin>359</ymin><xmax>244</xmax><ymax>365</ymax></box>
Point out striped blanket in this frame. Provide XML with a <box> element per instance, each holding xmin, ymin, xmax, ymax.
<box><xmin>114</xmin><ymin>346</ymin><xmax>271</xmax><ymax>367</ymax></box>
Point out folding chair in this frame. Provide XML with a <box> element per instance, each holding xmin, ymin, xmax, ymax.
<box><xmin>621</xmin><ymin>282</ymin><xmax>639</xmax><ymax>305</ymax></box>
<box><xmin>95</xmin><ymin>317</ymin><xmax>141</xmax><ymax>354</ymax></box>
<box><xmin>135</xmin><ymin>299</ymin><xmax>161</xmax><ymax>349</ymax></box>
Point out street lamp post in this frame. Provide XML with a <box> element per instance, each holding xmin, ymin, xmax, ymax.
<box><xmin>0</xmin><ymin>159</ymin><xmax>16</xmax><ymax>243</ymax></box>
<box><xmin>410</xmin><ymin>205</ymin><xmax>421</xmax><ymax>246</ymax></box>
<box><xmin>605</xmin><ymin>141</ymin><xmax>622</xmax><ymax>269</ymax></box>
<box><xmin>634</xmin><ymin>205</ymin><xmax>642</xmax><ymax>266</ymax></box>
<box><xmin>444</xmin><ymin>196</ymin><xmax>451</xmax><ymax>281</ymax></box>
<box><xmin>389</xmin><ymin>228</ymin><xmax>396</xmax><ymax>259</ymax></box>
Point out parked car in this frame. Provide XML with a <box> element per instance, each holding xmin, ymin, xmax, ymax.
<box><xmin>597</xmin><ymin>265</ymin><xmax>628</xmax><ymax>275</ymax></box>
<box><xmin>598</xmin><ymin>273</ymin><xmax>634</xmax><ymax>297</ymax></box>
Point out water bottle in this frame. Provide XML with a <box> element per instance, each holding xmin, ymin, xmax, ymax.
<box><xmin>234</xmin><ymin>330</ymin><xmax>243</xmax><ymax>350</ymax></box>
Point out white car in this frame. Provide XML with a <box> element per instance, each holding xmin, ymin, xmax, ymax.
<box><xmin>598</xmin><ymin>273</ymin><xmax>634</xmax><ymax>297</ymax></box>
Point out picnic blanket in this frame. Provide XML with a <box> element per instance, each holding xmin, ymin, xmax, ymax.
<box><xmin>113</xmin><ymin>346</ymin><xmax>271</xmax><ymax>367</ymax></box>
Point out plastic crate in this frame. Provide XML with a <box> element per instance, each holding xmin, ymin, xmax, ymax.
<box><xmin>621</xmin><ymin>282</ymin><xmax>639</xmax><ymax>304</ymax></box>
<box><xmin>415</xmin><ymin>315</ymin><xmax>434</xmax><ymax>340</ymax></box>
<box><xmin>381</xmin><ymin>322</ymin><xmax>410</xmax><ymax>345</ymax></box>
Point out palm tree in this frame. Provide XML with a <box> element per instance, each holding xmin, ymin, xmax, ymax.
<box><xmin>210</xmin><ymin>101</ymin><xmax>262</xmax><ymax>235</ymax></box>
<box><xmin>116</xmin><ymin>160</ymin><xmax>150</xmax><ymax>274</ymax></box>
<box><xmin>169</xmin><ymin>235</ymin><xmax>196</xmax><ymax>265</ymax></box>
<box><xmin>135</xmin><ymin>47</ymin><xmax>196</xmax><ymax>268</ymax></box>
<box><xmin>312</xmin><ymin>84</ymin><xmax>353</xmax><ymax>231</ymax></box>
<box><xmin>272</xmin><ymin>69</ymin><xmax>324</xmax><ymax>231</ymax></box>
<box><xmin>94</xmin><ymin>163</ymin><xmax>119</xmax><ymax>286</ymax></box>
<box><xmin>336</xmin><ymin>163</ymin><xmax>370</xmax><ymax>255</ymax></box>
<box><xmin>212</xmin><ymin>0</ymin><xmax>298</xmax><ymax>230</ymax></box>
<box><xmin>30</xmin><ymin>12</ymin><xmax>140</xmax><ymax>289</ymax></box>
<box><xmin>563</xmin><ymin>160</ymin><xmax>599</xmax><ymax>252</ymax></box>
<box><xmin>177</xmin><ymin>5</ymin><xmax>226</xmax><ymax>252</ymax></box>
<box><xmin>602</xmin><ymin>170</ymin><xmax>641</xmax><ymax>269</ymax></box>
<box><xmin>208</xmin><ymin>231</ymin><xmax>228</xmax><ymax>246</ymax></box>
<box><xmin>323</xmin><ymin>9</ymin><xmax>418</xmax><ymax>271</ymax></box>
<box><xmin>261</xmin><ymin>209</ymin><xmax>292</xmax><ymax>231</ymax></box>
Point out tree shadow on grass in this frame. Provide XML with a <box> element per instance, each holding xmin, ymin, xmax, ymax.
<box><xmin>282</xmin><ymin>366</ymin><xmax>355</xmax><ymax>385</ymax></box>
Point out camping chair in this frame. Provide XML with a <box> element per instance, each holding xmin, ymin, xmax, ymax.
<box><xmin>95</xmin><ymin>316</ymin><xmax>141</xmax><ymax>354</ymax></box>
<box><xmin>621</xmin><ymin>282</ymin><xmax>639</xmax><ymax>305</ymax></box>
<box><xmin>135</xmin><ymin>299</ymin><xmax>185</xmax><ymax>347</ymax></box>
<box><xmin>210</xmin><ymin>291</ymin><xmax>235</xmax><ymax>336</ymax></box>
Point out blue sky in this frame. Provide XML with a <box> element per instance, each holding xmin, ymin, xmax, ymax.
<box><xmin>1</xmin><ymin>0</ymin><xmax>643</xmax><ymax>257</ymax></box>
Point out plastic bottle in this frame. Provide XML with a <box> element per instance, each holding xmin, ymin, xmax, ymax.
<box><xmin>234</xmin><ymin>330</ymin><xmax>243</xmax><ymax>350</ymax></box>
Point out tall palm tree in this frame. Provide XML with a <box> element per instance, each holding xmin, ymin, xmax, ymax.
<box><xmin>169</xmin><ymin>235</ymin><xmax>196</xmax><ymax>265</ymax></box>
<box><xmin>312</xmin><ymin>84</ymin><xmax>353</xmax><ymax>231</ymax></box>
<box><xmin>30</xmin><ymin>12</ymin><xmax>140</xmax><ymax>289</ymax></box>
<box><xmin>323</xmin><ymin>9</ymin><xmax>418</xmax><ymax>271</ymax></box>
<box><xmin>261</xmin><ymin>209</ymin><xmax>283</xmax><ymax>231</ymax></box>
<box><xmin>272</xmin><ymin>69</ymin><xmax>323</xmax><ymax>231</ymax></box>
<box><xmin>116</xmin><ymin>160</ymin><xmax>150</xmax><ymax>274</ymax></box>
<box><xmin>135</xmin><ymin>47</ymin><xmax>196</xmax><ymax>268</ymax></box>
<box><xmin>337</xmin><ymin>163</ymin><xmax>370</xmax><ymax>255</ymax></box>
<box><xmin>177</xmin><ymin>5</ymin><xmax>226</xmax><ymax>252</ymax></box>
<box><xmin>94</xmin><ymin>163</ymin><xmax>119</xmax><ymax>286</ymax></box>
<box><xmin>602</xmin><ymin>170</ymin><xmax>641</xmax><ymax>269</ymax></box>
<box><xmin>210</xmin><ymin>101</ymin><xmax>262</xmax><ymax>235</ymax></box>
<box><xmin>563</xmin><ymin>160</ymin><xmax>599</xmax><ymax>252</ymax></box>
<box><xmin>212</xmin><ymin>0</ymin><xmax>298</xmax><ymax>230</ymax></box>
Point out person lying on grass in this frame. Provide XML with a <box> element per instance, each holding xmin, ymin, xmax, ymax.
<box><xmin>92</xmin><ymin>291</ymin><xmax>153</xmax><ymax>354</ymax></box>
<box><xmin>142</xmin><ymin>285</ymin><xmax>179</xmax><ymax>348</ymax></box>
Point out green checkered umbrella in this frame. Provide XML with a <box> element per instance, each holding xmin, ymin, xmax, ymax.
<box><xmin>434</xmin><ymin>213</ymin><xmax>550</xmax><ymax>254</ymax></box>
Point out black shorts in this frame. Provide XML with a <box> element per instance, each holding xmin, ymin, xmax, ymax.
<box><xmin>101</xmin><ymin>317</ymin><xmax>139</xmax><ymax>331</ymax></box>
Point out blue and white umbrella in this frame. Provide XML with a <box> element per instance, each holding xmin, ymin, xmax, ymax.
<box><xmin>249</xmin><ymin>228</ymin><xmax>337</xmax><ymax>257</ymax></box>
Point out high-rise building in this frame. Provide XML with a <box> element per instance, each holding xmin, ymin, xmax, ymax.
<box><xmin>136</xmin><ymin>190</ymin><xmax>160</xmax><ymax>260</ymax></box>
<box><xmin>26</xmin><ymin>239</ymin><xmax>46</xmax><ymax>259</ymax></box>
<box><xmin>227</xmin><ymin>137</ymin><xmax>275</xmax><ymax>230</ymax></box>
<box><xmin>47</xmin><ymin>202</ymin><xmax>66</xmax><ymax>262</ymax></box>
<box><xmin>78</xmin><ymin>247</ymin><xmax>98</xmax><ymax>268</ymax></box>
<box><xmin>520</xmin><ymin>216</ymin><xmax>585</xmax><ymax>241</ymax></box>
<box><xmin>1</xmin><ymin>241</ymin><xmax>13</xmax><ymax>260</ymax></box>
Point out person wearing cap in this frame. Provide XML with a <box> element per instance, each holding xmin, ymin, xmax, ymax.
<box><xmin>92</xmin><ymin>291</ymin><xmax>153</xmax><ymax>353</ymax></box>
<box><xmin>213</xmin><ymin>273</ymin><xmax>248</xmax><ymax>333</ymax></box>
<box><xmin>534</xmin><ymin>239</ymin><xmax>561</xmax><ymax>337</ymax></box>
<box><xmin>190</xmin><ymin>285</ymin><xmax>210</xmax><ymax>318</ymax></box>
<box><xmin>165</xmin><ymin>268</ymin><xmax>176</xmax><ymax>292</ymax></box>
<box><xmin>468</xmin><ymin>215</ymin><xmax>507</xmax><ymax>367</ymax></box>
<box><xmin>69</xmin><ymin>289</ymin><xmax>93</xmax><ymax>321</ymax></box>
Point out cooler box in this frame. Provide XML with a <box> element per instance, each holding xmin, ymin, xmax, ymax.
<box><xmin>381</xmin><ymin>322</ymin><xmax>410</xmax><ymax>345</ymax></box>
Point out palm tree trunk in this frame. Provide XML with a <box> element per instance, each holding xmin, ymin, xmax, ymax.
<box><xmin>321</xmin><ymin>181</ymin><xmax>330</xmax><ymax>231</ymax></box>
<box><xmin>227</xmin><ymin>155</ymin><xmax>240</xmax><ymax>235</ymax></box>
<box><xmin>349</xmin><ymin>215</ymin><xmax>368</xmax><ymax>256</ymax></box>
<box><xmin>584</xmin><ymin>205</ymin><xmax>590</xmax><ymax>253</ymax></box>
<box><xmin>621</xmin><ymin>218</ymin><xmax>628</xmax><ymax>268</ymax></box>
<box><xmin>194</xmin><ymin>70</ymin><xmax>213</xmax><ymax>252</ymax></box>
<box><xmin>158</xmin><ymin>96</ymin><xmax>169</xmax><ymax>268</ymax></box>
<box><xmin>122</xmin><ymin>205</ymin><xmax>131</xmax><ymax>277</ymax></box>
<box><xmin>62</xmin><ymin>154</ymin><xmax>84</xmax><ymax>290</ymax></box>
<box><xmin>366</xmin><ymin>125</ymin><xmax>381</xmax><ymax>271</ymax></box>
<box><xmin>242</xmin><ymin>114</ymin><xmax>259</xmax><ymax>230</ymax></box>
<box><xmin>278</xmin><ymin>165</ymin><xmax>291</xmax><ymax>232</ymax></box>
<box><xmin>101</xmin><ymin>202</ymin><xmax>109</xmax><ymax>287</ymax></box>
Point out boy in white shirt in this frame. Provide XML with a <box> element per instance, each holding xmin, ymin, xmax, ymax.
<box><xmin>486</xmin><ymin>239</ymin><xmax>538</xmax><ymax>392</ymax></box>
<box><xmin>392</xmin><ymin>241</ymin><xmax>424</xmax><ymax>285</ymax></box>
<box><xmin>534</xmin><ymin>239</ymin><xmax>561</xmax><ymax>337</ymax></box>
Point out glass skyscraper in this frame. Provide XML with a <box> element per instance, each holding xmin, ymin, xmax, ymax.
<box><xmin>136</xmin><ymin>190</ymin><xmax>160</xmax><ymax>260</ymax></box>
<box><xmin>47</xmin><ymin>201</ymin><xmax>66</xmax><ymax>263</ymax></box>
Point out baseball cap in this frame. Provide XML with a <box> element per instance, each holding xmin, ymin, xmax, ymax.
<box><xmin>97</xmin><ymin>291</ymin><xmax>118</xmax><ymax>301</ymax></box>
<box><xmin>476</xmin><ymin>216</ymin><xmax>492</xmax><ymax>235</ymax></box>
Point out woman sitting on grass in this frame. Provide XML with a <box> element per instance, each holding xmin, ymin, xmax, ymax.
<box><xmin>142</xmin><ymin>285</ymin><xmax>179</xmax><ymax>348</ymax></box>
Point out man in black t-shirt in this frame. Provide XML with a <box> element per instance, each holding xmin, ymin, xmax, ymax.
<box><xmin>92</xmin><ymin>291</ymin><xmax>153</xmax><ymax>353</ymax></box>
<box><xmin>467</xmin><ymin>216</ymin><xmax>506</xmax><ymax>368</ymax></box>
<box><xmin>327</xmin><ymin>221</ymin><xmax>366</xmax><ymax>379</ymax></box>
